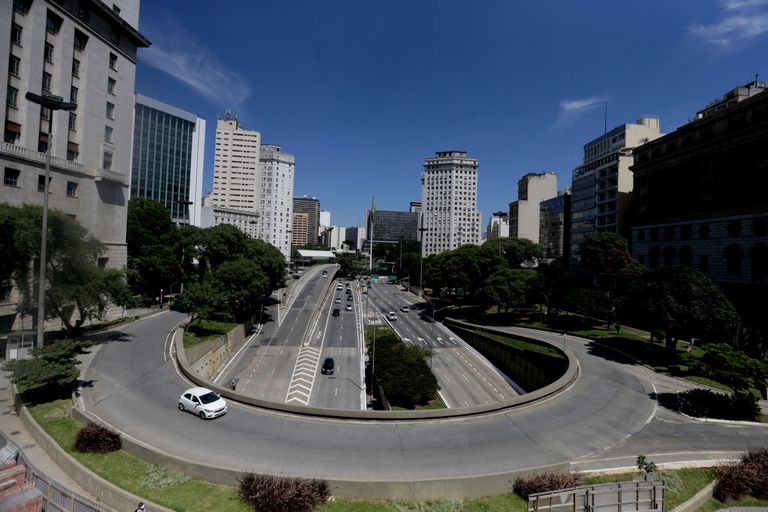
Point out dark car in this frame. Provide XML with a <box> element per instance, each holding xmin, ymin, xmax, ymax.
<box><xmin>321</xmin><ymin>357</ymin><xmax>334</xmax><ymax>375</ymax></box>
<box><xmin>347</xmin><ymin>295</ymin><xmax>353</xmax><ymax>301</ymax></box>
<box><xmin>332</xmin><ymin>308</ymin><xmax>340</xmax><ymax>316</ymax></box>
<box><xmin>346</xmin><ymin>288</ymin><xmax>352</xmax><ymax>294</ymax></box>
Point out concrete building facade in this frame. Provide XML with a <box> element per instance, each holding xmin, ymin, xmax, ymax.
<box><xmin>367</xmin><ymin>210</ymin><xmax>418</xmax><ymax>244</ymax></box>
<box><xmin>1</xmin><ymin>0</ymin><xmax>150</xmax><ymax>269</ymax></box>
<box><xmin>630</xmin><ymin>81</ymin><xmax>768</xmax><ymax>286</ymax></box>
<box><xmin>291</xmin><ymin>211</ymin><xmax>309</xmax><ymax>246</ymax></box>
<box><xmin>508</xmin><ymin>172</ymin><xmax>557</xmax><ymax>243</ymax></box>
<box><xmin>420</xmin><ymin>150</ymin><xmax>481</xmax><ymax>257</ymax></box>
<box><xmin>211</xmin><ymin>114</ymin><xmax>260</xmax><ymax>212</ymax></box>
<box><xmin>258</xmin><ymin>144</ymin><xmax>293</xmax><ymax>259</ymax></box>
<box><xmin>131</xmin><ymin>93</ymin><xmax>205</xmax><ymax>225</ymax></box>
<box><xmin>293</xmin><ymin>195</ymin><xmax>319</xmax><ymax>245</ymax></box>
<box><xmin>200</xmin><ymin>205</ymin><xmax>260</xmax><ymax>238</ymax></box>
<box><xmin>570</xmin><ymin>117</ymin><xmax>662</xmax><ymax>269</ymax></box>
<box><xmin>345</xmin><ymin>226</ymin><xmax>366</xmax><ymax>251</ymax></box>
<box><xmin>540</xmin><ymin>191</ymin><xmax>572</xmax><ymax>261</ymax></box>
<box><xmin>486</xmin><ymin>211</ymin><xmax>509</xmax><ymax>240</ymax></box>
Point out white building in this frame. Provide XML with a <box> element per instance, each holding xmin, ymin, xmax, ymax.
<box><xmin>211</xmin><ymin>114</ymin><xmax>260</xmax><ymax>212</ymax></box>
<box><xmin>200</xmin><ymin>205</ymin><xmax>260</xmax><ymax>239</ymax></box>
<box><xmin>486</xmin><ymin>211</ymin><xmax>509</xmax><ymax>240</ymax></box>
<box><xmin>508</xmin><ymin>172</ymin><xmax>558</xmax><ymax>243</ymax></box>
<box><xmin>319</xmin><ymin>210</ymin><xmax>331</xmax><ymax>230</ymax></box>
<box><xmin>1</xmin><ymin>0</ymin><xmax>150</xmax><ymax>269</ymax></box>
<box><xmin>258</xmin><ymin>144</ymin><xmax>294</xmax><ymax>259</ymax></box>
<box><xmin>570</xmin><ymin>117</ymin><xmax>662</xmax><ymax>268</ymax></box>
<box><xmin>421</xmin><ymin>150</ymin><xmax>482</xmax><ymax>257</ymax></box>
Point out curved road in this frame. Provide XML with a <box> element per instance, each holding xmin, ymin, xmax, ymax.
<box><xmin>81</xmin><ymin>312</ymin><xmax>768</xmax><ymax>486</ymax></box>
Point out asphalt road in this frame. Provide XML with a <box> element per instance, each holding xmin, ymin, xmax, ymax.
<box><xmin>81</xmin><ymin>311</ymin><xmax>768</xmax><ymax>482</ymax></box>
<box><xmin>365</xmin><ymin>280</ymin><xmax>519</xmax><ymax>407</ymax></box>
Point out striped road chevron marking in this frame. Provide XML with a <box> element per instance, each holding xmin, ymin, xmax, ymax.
<box><xmin>285</xmin><ymin>346</ymin><xmax>322</xmax><ymax>405</ymax></box>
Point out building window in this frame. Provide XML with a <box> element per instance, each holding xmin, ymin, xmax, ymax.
<box><xmin>104</xmin><ymin>125</ymin><xmax>113</xmax><ymax>143</ymax></box>
<box><xmin>699</xmin><ymin>255</ymin><xmax>709</xmax><ymax>274</ymax></box>
<box><xmin>46</xmin><ymin>11</ymin><xmax>63</xmax><ymax>34</ymax></box>
<box><xmin>753</xmin><ymin>217</ymin><xmax>767</xmax><ymax>236</ymax></box>
<box><xmin>4</xmin><ymin>168</ymin><xmax>20</xmax><ymax>187</ymax></box>
<box><xmin>103</xmin><ymin>150</ymin><xmax>113</xmax><ymax>170</ymax></box>
<box><xmin>68</xmin><ymin>112</ymin><xmax>77</xmax><ymax>131</ymax></box>
<box><xmin>7</xmin><ymin>86</ymin><xmax>19</xmax><ymax>108</ymax></box>
<box><xmin>42</xmin><ymin>72</ymin><xmax>52</xmax><ymax>93</ymax></box>
<box><xmin>680</xmin><ymin>224</ymin><xmax>691</xmax><ymax>240</ymax></box>
<box><xmin>106</xmin><ymin>102</ymin><xmax>115</xmax><ymax>119</ymax></box>
<box><xmin>13</xmin><ymin>0</ymin><xmax>31</xmax><ymax>14</ymax></box>
<box><xmin>107</xmin><ymin>78</ymin><xmax>116</xmax><ymax>94</ymax></box>
<box><xmin>72</xmin><ymin>59</ymin><xmax>80</xmax><ymax>78</ymax></box>
<box><xmin>679</xmin><ymin>246</ymin><xmax>693</xmax><ymax>267</ymax></box>
<box><xmin>699</xmin><ymin>223</ymin><xmax>710</xmax><ymax>239</ymax></box>
<box><xmin>12</xmin><ymin>24</ymin><xmax>23</xmax><ymax>46</ymax></box>
<box><xmin>74</xmin><ymin>30</ymin><xmax>88</xmax><ymax>51</ymax></box>
<box><xmin>728</xmin><ymin>219</ymin><xmax>741</xmax><ymax>237</ymax></box>
<box><xmin>77</xmin><ymin>2</ymin><xmax>89</xmax><ymax>21</ymax></box>
<box><xmin>70</xmin><ymin>86</ymin><xmax>78</xmax><ymax>103</ymax></box>
<box><xmin>38</xmin><ymin>134</ymin><xmax>48</xmax><ymax>153</ymax></box>
<box><xmin>109</xmin><ymin>52</ymin><xmax>117</xmax><ymax>70</ymax></box>
<box><xmin>37</xmin><ymin>175</ymin><xmax>50</xmax><ymax>193</ymax></box>
<box><xmin>66</xmin><ymin>142</ymin><xmax>79</xmax><ymax>161</ymax></box>
<box><xmin>725</xmin><ymin>244</ymin><xmax>743</xmax><ymax>277</ymax></box>
<box><xmin>44</xmin><ymin>43</ymin><xmax>54</xmax><ymax>63</ymax></box>
<box><xmin>9</xmin><ymin>55</ymin><xmax>21</xmax><ymax>77</ymax></box>
<box><xmin>751</xmin><ymin>244</ymin><xmax>768</xmax><ymax>280</ymax></box>
<box><xmin>66</xmin><ymin>181</ymin><xmax>78</xmax><ymax>198</ymax></box>
<box><xmin>109</xmin><ymin>28</ymin><xmax>120</xmax><ymax>45</ymax></box>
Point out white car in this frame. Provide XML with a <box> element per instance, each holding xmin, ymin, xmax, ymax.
<box><xmin>336</xmin><ymin>284</ymin><xmax>343</xmax><ymax>290</ymax></box>
<box><xmin>387</xmin><ymin>311</ymin><xmax>397</xmax><ymax>321</ymax></box>
<box><xmin>334</xmin><ymin>297</ymin><xmax>341</xmax><ymax>303</ymax></box>
<box><xmin>400</xmin><ymin>305</ymin><xmax>410</xmax><ymax>313</ymax></box>
<box><xmin>178</xmin><ymin>387</ymin><xmax>228</xmax><ymax>419</ymax></box>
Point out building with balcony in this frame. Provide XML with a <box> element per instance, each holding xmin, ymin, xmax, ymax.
<box><xmin>570</xmin><ymin>117</ymin><xmax>662</xmax><ymax>270</ymax></box>
<box><xmin>200</xmin><ymin>204</ymin><xmax>260</xmax><ymax>238</ymax></box>
<box><xmin>508</xmin><ymin>172</ymin><xmax>557</xmax><ymax>243</ymax></box>
<box><xmin>131</xmin><ymin>93</ymin><xmax>205</xmax><ymax>225</ymax></box>
<box><xmin>421</xmin><ymin>150</ymin><xmax>481</xmax><ymax>257</ymax></box>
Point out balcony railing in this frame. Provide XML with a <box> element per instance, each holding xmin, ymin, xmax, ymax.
<box><xmin>95</xmin><ymin>168</ymin><xmax>126</xmax><ymax>184</ymax></box>
<box><xmin>0</xmin><ymin>141</ymin><xmax>85</xmax><ymax>173</ymax></box>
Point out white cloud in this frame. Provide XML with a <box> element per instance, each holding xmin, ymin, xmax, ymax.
<box><xmin>553</xmin><ymin>96</ymin><xmax>606</xmax><ymax>127</ymax></box>
<box><xmin>721</xmin><ymin>0</ymin><xmax>768</xmax><ymax>10</ymax></box>
<box><xmin>689</xmin><ymin>14</ymin><xmax>768</xmax><ymax>45</ymax></box>
<box><xmin>140</xmin><ymin>23</ymin><xmax>249</xmax><ymax>108</ymax></box>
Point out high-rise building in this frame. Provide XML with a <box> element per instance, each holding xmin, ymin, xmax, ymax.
<box><xmin>367</xmin><ymin>210</ymin><xmax>418</xmax><ymax>244</ymax></box>
<box><xmin>291</xmin><ymin>212</ymin><xmax>309</xmax><ymax>246</ymax></box>
<box><xmin>508</xmin><ymin>172</ymin><xmax>558</xmax><ymax>243</ymax></box>
<box><xmin>293</xmin><ymin>195</ymin><xmax>320</xmax><ymax>245</ymax></box>
<box><xmin>131</xmin><ymin>94</ymin><xmax>205</xmax><ymax>225</ymax></box>
<box><xmin>409</xmin><ymin>201</ymin><xmax>421</xmax><ymax>213</ymax></box>
<box><xmin>1</xmin><ymin>0</ymin><xmax>150</xmax><ymax>269</ymax></box>
<box><xmin>420</xmin><ymin>151</ymin><xmax>481</xmax><ymax>257</ymax></box>
<box><xmin>630</xmin><ymin>81</ymin><xmax>768</xmax><ymax>286</ymax></box>
<box><xmin>319</xmin><ymin>210</ymin><xmax>331</xmax><ymax>229</ymax></box>
<box><xmin>540</xmin><ymin>191</ymin><xmax>572</xmax><ymax>261</ymax></box>
<box><xmin>570</xmin><ymin>117</ymin><xmax>662</xmax><ymax>269</ymax></box>
<box><xmin>345</xmin><ymin>226</ymin><xmax>366</xmax><ymax>251</ymax></box>
<box><xmin>211</xmin><ymin>114</ymin><xmax>260</xmax><ymax>212</ymax></box>
<box><xmin>486</xmin><ymin>211</ymin><xmax>509</xmax><ymax>240</ymax></box>
<box><xmin>258</xmin><ymin>144</ymin><xmax>294</xmax><ymax>259</ymax></box>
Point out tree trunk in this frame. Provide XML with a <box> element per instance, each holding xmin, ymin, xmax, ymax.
<box><xmin>665</xmin><ymin>334</ymin><xmax>678</xmax><ymax>352</ymax></box>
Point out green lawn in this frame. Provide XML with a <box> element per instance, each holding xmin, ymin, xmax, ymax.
<box><xmin>481</xmin><ymin>332</ymin><xmax>563</xmax><ymax>358</ymax></box>
<box><xmin>183</xmin><ymin>320</ymin><xmax>238</xmax><ymax>348</ymax></box>
<box><xmin>698</xmin><ymin>496</ymin><xmax>768</xmax><ymax>511</ymax></box>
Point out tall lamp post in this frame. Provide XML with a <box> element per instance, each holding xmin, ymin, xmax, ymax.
<box><xmin>418</xmin><ymin>215</ymin><xmax>427</xmax><ymax>298</ymax></box>
<box><xmin>26</xmin><ymin>92</ymin><xmax>77</xmax><ymax>348</ymax></box>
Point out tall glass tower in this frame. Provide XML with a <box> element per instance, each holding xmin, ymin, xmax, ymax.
<box><xmin>131</xmin><ymin>94</ymin><xmax>205</xmax><ymax>225</ymax></box>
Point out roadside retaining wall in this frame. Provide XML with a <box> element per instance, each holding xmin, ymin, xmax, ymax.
<box><xmin>445</xmin><ymin>320</ymin><xmax>567</xmax><ymax>392</ymax></box>
<box><xmin>185</xmin><ymin>321</ymin><xmax>251</xmax><ymax>381</ymax></box>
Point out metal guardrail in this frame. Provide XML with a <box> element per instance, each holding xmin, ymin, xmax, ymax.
<box><xmin>528</xmin><ymin>479</ymin><xmax>665</xmax><ymax>512</ymax></box>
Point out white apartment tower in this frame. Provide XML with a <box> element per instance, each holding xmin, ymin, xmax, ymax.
<box><xmin>508</xmin><ymin>172</ymin><xmax>558</xmax><ymax>243</ymax></box>
<box><xmin>421</xmin><ymin>150</ymin><xmax>482</xmax><ymax>257</ymax></box>
<box><xmin>1</xmin><ymin>0</ymin><xmax>150</xmax><ymax>269</ymax></box>
<box><xmin>211</xmin><ymin>114</ymin><xmax>260</xmax><ymax>211</ymax></box>
<box><xmin>258</xmin><ymin>144</ymin><xmax>294</xmax><ymax>259</ymax></box>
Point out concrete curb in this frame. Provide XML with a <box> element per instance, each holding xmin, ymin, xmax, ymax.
<box><xmin>672</xmin><ymin>481</ymin><xmax>715</xmax><ymax>512</ymax></box>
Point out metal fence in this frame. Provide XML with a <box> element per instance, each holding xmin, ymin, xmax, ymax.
<box><xmin>528</xmin><ymin>478</ymin><xmax>665</xmax><ymax>512</ymax></box>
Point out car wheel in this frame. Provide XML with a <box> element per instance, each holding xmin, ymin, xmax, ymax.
<box><xmin>199</xmin><ymin>411</ymin><xmax>206</xmax><ymax>420</ymax></box>
<box><xmin>178</xmin><ymin>402</ymin><xmax>185</xmax><ymax>412</ymax></box>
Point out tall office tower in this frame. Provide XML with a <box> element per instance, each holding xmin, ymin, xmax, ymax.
<box><xmin>291</xmin><ymin>212</ymin><xmax>309</xmax><ymax>246</ymax></box>
<box><xmin>366</xmin><ymin>210</ymin><xmax>418</xmax><ymax>244</ymax></box>
<box><xmin>1</xmin><ymin>0</ymin><xmax>150</xmax><ymax>269</ymax></box>
<box><xmin>131</xmin><ymin>94</ymin><xmax>205</xmax><ymax>225</ymax></box>
<box><xmin>540</xmin><ymin>191</ymin><xmax>571</xmax><ymax>261</ymax></box>
<box><xmin>319</xmin><ymin>210</ymin><xmax>331</xmax><ymax>230</ymax></box>
<box><xmin>486</xmin><ymin>211</ymin><xmax>509</xmax><ymax>240</ymax></box>
<box><xmin>570</xmin><ymin>117</ymin><xmax>662</xmax><ymax>270</ymax></box>
<box><xmin>631</xmin><ymin>81</ymin><xmax>768</xmax><ymax>286</ymax></box>
<box><xmin>211</xmin><ymin>113</ymin><xmax>260</xmax><ymax>212</ymax></box>
<box><xmin>345</xmin><ymin>226</ymin><xmax>366</xmax><ymax>251</ymax></box>
<box><xmin>293</xmin><ymin>195</ymin><xmax>320</xmax><ymax>244</ymax></box>
<box><xmin>420</xmin><ymin>151</ymin><xmax>481</xmax><ymax>257</ymax></box>
<box><xmin>508</xmin><ymin>172</ymin><xmax>558</xmax><ymax>243</ymax></box>
<box><xmin>258</xmin><ymin>144</ymin><xmax>294</xmax><ymax>259</ymax></box>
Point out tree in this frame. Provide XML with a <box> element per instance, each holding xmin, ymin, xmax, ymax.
<box><xmin>625</xmin><ymin>266</ymin><xmax>740</xmax><ymax>352</ymax></box>
<box><xmin>173</xmin><ymin>279</ymin><xmax>221</xmax><ymax>329</ymax></box>
<box><xmin>126</xmin><ymin>198</ymin><xmax>180</xmax><ymax>299</ymax></box>
<box><xmin>481</xmin><ymin>268</ymin><xmax>538</xmax><ymax>312</ymax></box>
<box><xmin>485</xmin><ymin>238</ymin><xmax>544</xmax><ymax>268</ymax></box>
<box><xmin>579</xmin><ymin>232</ymin><xmax>644</xmax><ymax>288</ymax></box>
<box><xmin>688</xmin><ymin>342</ymin><xmax>768</xmax><ymax>391</ymax></box>
<box><xmin>4</xmin><ymin>339</ymin><xmax>90</xmax><ymax>392</ymax></box>
<box><xmin>213</xmin><ymin>258</ymin><xmax>269</xmax><ymax>322</ymax></box>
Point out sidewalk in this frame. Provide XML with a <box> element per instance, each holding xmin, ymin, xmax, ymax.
<box><xmin>0</xmin><ymin>370</ymin><xmax>102</xmax><ymax>503</ymax></box>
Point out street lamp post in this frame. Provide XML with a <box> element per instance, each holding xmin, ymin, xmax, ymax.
<box><xmin>26</xmin><ymin>92</ymin><xmax>77</xmax><ymax>348</ymax></box>
<box><xmin>418</xmin><ymin>216</ymin><xmax>427</xmax><ymax>298</ymax></box>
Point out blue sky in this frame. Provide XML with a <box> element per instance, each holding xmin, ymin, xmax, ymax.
<box><xmin>134</xmin><ymin>0</ymin><xmax>768</xmax><ymax>228</ymax></box>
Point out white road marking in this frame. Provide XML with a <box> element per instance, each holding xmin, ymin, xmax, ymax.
<box><xmin>285</xmin><ymin>346</ymin><xmax>322</xmax><ymax>405</ymax></box>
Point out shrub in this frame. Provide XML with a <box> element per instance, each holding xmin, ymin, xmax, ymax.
<box><xmin>73</xmin><ymin>422</ymin><xmax>121</xmax><ymax>453</ymax></box>
<box><xmin>237</xmin><ymin>473</ymin><xmax>330</xmax><ymax>512</ymax></box>
<box><xmin>677</xmin><ymin>388</ymin><xmax>759</xmax><ymax>421</ymax></box>
<box><xmin>513</xmin><ymin>471</ymin><xmax>582</xmax><ymax>499</ymax></box>
<box><xmin>714</xmin><ymin>448</ymin><xmax>768</xmax><ymax>501</ymax></box>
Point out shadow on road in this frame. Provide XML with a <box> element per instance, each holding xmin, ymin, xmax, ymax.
<box><xmin>585</xmin><ymin>340</ymin><xmax>639</xmax><ymax>365</ymax></box>
<box><xmin>649</xmin><ymin>391</ymin><xmax>679</xmax><ymax>412</ymax></box>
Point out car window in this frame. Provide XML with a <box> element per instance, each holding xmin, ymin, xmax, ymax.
<box><xmin>192</xmin><ymin>396</ymin><xmax>200</xmax><ymax>403</ymax></box>
<box><xmin>199</xmin><ymin>392</ymin><xmax>220</xmax><ymax>404</ymax></box>
<box><xmin>184</xmin><ymin>393</ymin><xmax>192</xmax><ymax>400</ymax></box>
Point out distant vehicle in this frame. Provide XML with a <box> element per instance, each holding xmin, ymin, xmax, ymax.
<box><xmin>345</xmin><ymin>304</ymin><xmax>353</xmax><ymax>311</ymax></box>
<box><xmin>336</xmin><ymin>284</ymin><xmax>343</xmax><ymax>290</ymax></box>
<box><xmin>178</xmin><ymin>387</ymin><xmax>228</xmax><ymax>420</ymax></box>
<box><xmin>400</xmin><ymin>305</ymin><xmax>410</xmax><ymax>313</ymax></box>
<box><xmin>387</xmin><ymin>312</ymin><xmax>397</xmax><ymax>321</ymax></box>
<box><xmin>347</xmin><ymin>295</ymin><xmax>353</xmax><ymax>301</ymax></box>
<box><xmin>332</xmin><ymin>308</ymin><xmax>340</xmax><ymax>316</ymax></box>
<box><xmin>346</xmin><ymin>288</ymin><xmax>352</xmax><ymax>295</ymax></box>
<box><xmin>334</xmin><ymin>297</ymin><xmax>341</xmax><ymax>303</ymax></box>
<box><xmin>322</xmin><ymin>270</ymin><xmax>328</xmax><ymax>278</ymax></box>
<box><xmin>321</xmin><ymin>357</ymin><xmax>335</xmax><ymax>375</ymax></box>
<box><xmin>292</xmin><ymin>274</ymin><xmax>300</xmax><ymax>279</ymax></box>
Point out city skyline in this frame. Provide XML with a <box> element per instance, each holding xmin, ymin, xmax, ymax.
<box><xmin>134</xmin><ymin>1</ymin><xmax>767</xmax><ymax>227</ymax></box>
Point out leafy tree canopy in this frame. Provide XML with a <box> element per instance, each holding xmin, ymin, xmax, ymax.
<box><xmin>4</xmin><ymin>339</ymin><xmax>90</xmax><ymax>391</ymax></box>
<box><xmin>126</xmin><ymin>198</ymin><xmax>180</xmax><ymax>298</ymax></box>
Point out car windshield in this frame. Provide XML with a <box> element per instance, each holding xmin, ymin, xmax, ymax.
<box><xmin>199</xmin><ymin>392</ymin><xmax>219</xmax><ymax>404</ymax></box>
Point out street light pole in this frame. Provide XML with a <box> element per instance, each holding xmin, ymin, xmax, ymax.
<box><xmin>418</xmin><ymin>216</ymin><xmax>427</xmax><ymax>298</ymax></box>
<box><xmin>26</xmin><ymin>92</ymin><xmax>77</xmax><ymax>348</ymax></box>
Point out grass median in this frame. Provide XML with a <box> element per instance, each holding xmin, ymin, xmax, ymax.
<box><xmin>182</xmin><ymin>319</ymin><xmax>238</xmax><ymax>349</ymax></box>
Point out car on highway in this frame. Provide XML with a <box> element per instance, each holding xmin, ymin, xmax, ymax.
<box><xmin>336</xmin><ymin>283</ymin><xmax>343</xmax><ymax>290</ymax></box>
<box><xmin>345</xmin><ymin>304</ymin><xmax>353</xmax><ymax>311</ymax></box>
<box><xmin>334</xmin><ymin>297</ymin><xmax>341</xmax><ymax>303</ymax></box>
<box><xmin>346</xmin><ymin>288</ymin><xmax>352</xmax><ymax>294</ymax></box>
<box><xmin>387</xmin><ymin>311</ymin><xmax>397</xmax><ymax>321</ymax></box>
<box><xmin>322</xmin><ymin>270</ymin><xmax>328</xmax><ymax>278</ymax></box>
<box><xmin>332</xmin><ymin>308</ymin><xmax>340</xmax><ymax>316</ymax></box>
<box><xmin>178</xmin><ymin>387</ymin><xmax>228</xmax><ymax>419</ymax></box>
<box><xmin>347</xmin><ymin>295</ymin><xmax>353</xmax><ymax>301</ymax></box>
<box><xmin>400</xmin><ymin>305</ymin><xmax>410</xmax><ymax>312</ymax></box>
<box><xmin>321</xmin><ymin>357</ymin><xmax>335</xmax><ymax>375</ymax></box>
